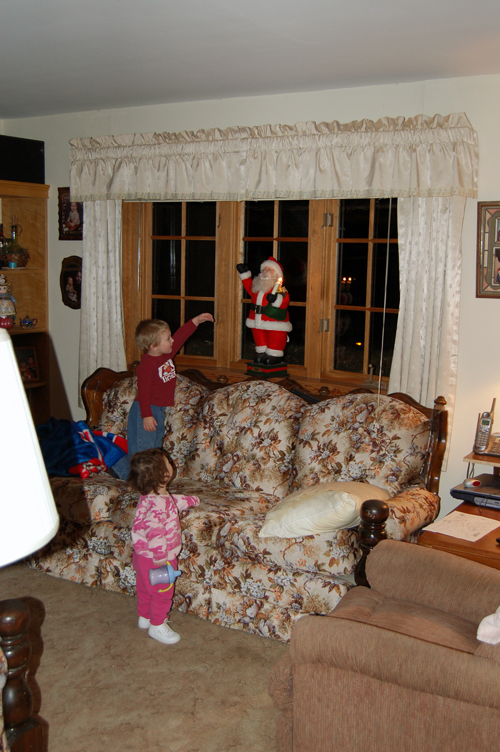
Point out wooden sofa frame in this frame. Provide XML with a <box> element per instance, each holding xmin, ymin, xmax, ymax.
<box><xmin>81</xmin><ymin>367</ymin><xmax>448</xmax><ymax>585</ymax></box>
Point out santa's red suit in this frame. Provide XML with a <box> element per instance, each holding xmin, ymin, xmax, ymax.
<box><xmin>238</xmin><ymin>258</ymin><xmax>292</xmax><ymax>359</ymax></box>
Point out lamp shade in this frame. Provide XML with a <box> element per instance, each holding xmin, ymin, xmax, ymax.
<box><xmin>0</xmin><ymin>329</ymin><xmax>59</xmax><ymax>567</ymax></box>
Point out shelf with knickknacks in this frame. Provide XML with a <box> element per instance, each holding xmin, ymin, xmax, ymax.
<box><xmin>0</xmin><ymin>215</ymin><xmax>30</xmax><ymax>269</ymax></box>
<box><xmin>0</xmin><ymin>273</ymin><xmax>16</xmax><ymax>329</ymax></box>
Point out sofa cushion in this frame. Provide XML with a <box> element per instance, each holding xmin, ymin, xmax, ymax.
<box><xmin>98</xmin><ymin>376</ymin><xmax>137</xmax><ymax>437</ymax></box>
<box><xmin>258</xmin><ymin>481</ymin><xmax>390</xmax><ymax>538</ymax></box>
<box><xmin>291</xmin><ymin>392</ymin><xmax>431</xmax><ymax>495</ymax></box>
<box><xmin>168</xmin><ymin>477</ymin><xmax>360</xmax><ymax>577</ymax></box>
<box><xmin>97</xmin><ymin>373</ymin><xmax>209</xmax><ymax>474</ymax></box>
<box><xmin>183</xmin><ymin>380</ymin><xmax>306</xmax><ymax>499</ymax></box>
<box><xmin>331</xmin><ymin>586</ymin><xmax>480</xmax><ymax>653</ymax></box>
<box><xmin>163</xmin><ymin>375</ymin><xmax>210</xmax><ymax>474</ymax></box>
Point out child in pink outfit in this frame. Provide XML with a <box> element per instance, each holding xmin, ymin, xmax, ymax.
<box><xmin>128</xmin><ymin>447</ymin><xmax>199</xmax><ymax>645</ymax></box>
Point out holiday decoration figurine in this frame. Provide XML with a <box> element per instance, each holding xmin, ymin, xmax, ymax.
<box><xmin>237</xmin><ymin>257</ymin><xmax>292</xmax><ymax>376</ymax></box>
<box><xmin>0</xmin><ymin>273</ymin><xmax>16</xmax><ymax>329</ymax></box>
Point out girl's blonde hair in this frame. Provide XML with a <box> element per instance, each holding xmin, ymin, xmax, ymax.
<box><xmin>135</xmin><ymin>319</ymin><xmax>171</xmax><ymax>353</ymax></box>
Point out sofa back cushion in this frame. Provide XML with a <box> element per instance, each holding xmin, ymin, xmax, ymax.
<box><xmin>291</xmin><ymin>392</ymin><xmax>430</xmax><ymax>495</ymax></box>
<box><xmin>163</xmin><ymin>374</ymin><xmax>210</xmax><ymax>474</ymax></box>
<box><xmin>97</xmin><ymin>373</ymin><xmax>208</xmax><ymax>475</ymax></box>
<box><xmin>183</xmin><ymin>380</ymin><xmax>307</xmax><ymax>498</ymax></box>
<box><xmin>98</xmin><ymin>376</ymin><xmax>137</xmax><ymax>437</ymax></box>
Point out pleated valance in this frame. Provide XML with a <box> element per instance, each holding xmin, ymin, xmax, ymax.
<box><xmin>69</xmin><ymin>112</ymin><xmax>478</xmax><ymax>202</ymax></box>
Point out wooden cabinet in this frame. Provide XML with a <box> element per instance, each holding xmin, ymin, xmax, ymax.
<box><xmin>1</xmin><ymin>180</ymin><xmax>50</xmax><ymax>425</ymax></box>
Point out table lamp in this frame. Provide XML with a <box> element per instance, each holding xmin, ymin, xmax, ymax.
<box><xmin>0</xmin><ymin>328</ymin><xmax>59</xmax><ymax>567</ymax></box>
<box><xmin>0</xmin><ymin>328</ymin><xmax>59</xmax><ymax>752</ymax></box>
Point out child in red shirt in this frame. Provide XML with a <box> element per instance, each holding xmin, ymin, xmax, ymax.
<box><xmin>112</xmin><ymin>314</ymin><xmax>213</xmax><ymax>479</ymax></box>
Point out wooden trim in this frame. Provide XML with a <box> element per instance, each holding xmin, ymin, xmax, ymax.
<box><xmin>216</xmin><ymin>202</ymin><xmax>238</xmax><ymax>368</ymax></box>
<box><xmin>0</xmin><ymin>180</ymin><xmax>49</xmax><ymax>199</ymax></box>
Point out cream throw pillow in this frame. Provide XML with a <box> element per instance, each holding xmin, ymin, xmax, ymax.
<box><xmin>258</xmin><ymin>481</ymin><xmax>390</xmax><ymax>538</ymax></box>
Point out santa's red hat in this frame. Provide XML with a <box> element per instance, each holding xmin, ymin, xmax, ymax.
<box><xmin>261</xmin><ymin>257</ymin><xmax>283</xmax><ymax>277</ymax></box>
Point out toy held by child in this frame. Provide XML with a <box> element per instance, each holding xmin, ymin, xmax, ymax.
<box><xmin>111</xmin><ymin>312</ymin><xmax>214</xmax><ymax>479</ymax></box>
<box><xmin>129</xmin><ymin>447</ymin><xmax>200</xmax><ymax>645</ymax></box>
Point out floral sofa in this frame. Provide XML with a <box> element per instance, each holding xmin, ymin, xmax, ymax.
<box><xmin>25</xmin><ymin>370</ymin><xmax>447</xmax><ymax>643</ymax></box>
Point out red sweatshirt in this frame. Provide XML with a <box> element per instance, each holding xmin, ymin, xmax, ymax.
<box><xmin>135</xmin><ymin>320</ymin><xmax>196</xmax><ymax>419</ymax></box>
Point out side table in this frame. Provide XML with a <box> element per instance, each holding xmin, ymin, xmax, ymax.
<box><xmin>418</xmin><ymin>501</ymin><xmax>500</xmax><ymax>570</ymax></box>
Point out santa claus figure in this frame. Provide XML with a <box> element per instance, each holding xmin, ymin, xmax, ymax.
<box><xmin>237</xmin><ymin>258</ymin><xmax>292</xmax><ymax>365</ymax></box>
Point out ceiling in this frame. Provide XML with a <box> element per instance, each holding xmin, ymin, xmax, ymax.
<box><xmin>2</xmin><ymin>0</ymin><xmax>500</xmax><ymax>120</ymax></box>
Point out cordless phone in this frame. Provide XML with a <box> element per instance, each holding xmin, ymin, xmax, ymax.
<box><xmin>474</xmin><ymin>398</ymin><xmax>496</xmax><ymax>454</ymax></box>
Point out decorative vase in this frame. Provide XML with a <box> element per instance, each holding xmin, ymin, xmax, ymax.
<box><xmin>1</xmin><ymin>223</ymin><xmax>29</xmax><ymax>268</ymax></box>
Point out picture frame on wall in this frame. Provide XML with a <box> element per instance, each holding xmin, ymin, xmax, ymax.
<box><xmin>58</xmin><ymin>187</ymin><xmax>83</xmax><ymax>241</ymax></box>
<box><xmin>60</xmin><ymin>255</ymin><xmax>82</xmax><ymax>309</ymax></box>
<box><xmin>477</xmin><ymin>201</ymin><xmax>500</xmax><ymax>298</ymax></box>
<box><xmin>14</xmin><ymin>346</ymin><xmax>40</xmax><ymax>383</ymax></box>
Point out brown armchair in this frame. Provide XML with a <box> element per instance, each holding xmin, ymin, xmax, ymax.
<box><xmin>269</xmin><ymin>539</ymin><xmax>500</xmax><ymax>752</ymax></box>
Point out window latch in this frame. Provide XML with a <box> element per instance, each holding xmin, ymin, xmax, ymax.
<box><xmin>319</xmin><ymin>319</ymin><xmax>330</xmax><ymax>332</ymax></box>
<box><xmin>323</xmin><ymin>213</ymin><xmax>334</xmax><ymax>227</ymax></box>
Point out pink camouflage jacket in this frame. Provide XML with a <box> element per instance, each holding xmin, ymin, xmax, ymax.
<box><xmin>131</xmin><ymin>492</ymin><xmax>200</xmax><ymax>565</ymax></box>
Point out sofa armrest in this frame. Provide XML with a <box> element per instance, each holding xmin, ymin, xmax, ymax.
<box><xmin>366</xmin><ymin>539</ymin><xmax>500</xmax><ymax>623</ymax></box>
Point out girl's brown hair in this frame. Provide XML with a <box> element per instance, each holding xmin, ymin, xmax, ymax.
<box><xmin>127</xmin><ymin>447</ymin><xmax>176</xmax><ymax>495</ymax></box>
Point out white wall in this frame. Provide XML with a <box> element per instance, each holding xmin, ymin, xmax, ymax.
<box><xmin>3</xmin><ymin>73</ymin><xmax>500</xmax><ymax>517</ymax></box>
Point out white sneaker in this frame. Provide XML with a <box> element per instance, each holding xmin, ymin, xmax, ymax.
<box><xmin>138</xmin><ymin>616</ymin><xmax>150</xmax><ymax>629</ymax></box>
<box><xmin>148</xmin><ymin>621</ymin><xmax>181</xmax><ymax>645</ymax></box>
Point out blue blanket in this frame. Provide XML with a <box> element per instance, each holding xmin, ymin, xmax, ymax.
<box><xmin>37</xmin><ymin>418</ymin><xmax>127</xmax><ymax>478</ymax></box>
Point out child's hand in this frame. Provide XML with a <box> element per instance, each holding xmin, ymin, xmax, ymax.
<box><xmin>143</xmin><ymin>416</ymin><xmax>157</xmax><ymax>432</ymax></box>
<box><xmin>192</xmin><ymin>313</ymin><xmax>214</xmax><ymax>326</ymax></box>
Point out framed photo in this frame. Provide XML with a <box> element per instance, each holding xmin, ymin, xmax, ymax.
<box><xmin>14</xmin><ymin>346</ymin><xmax>40</xmax><ymax>383</ymax></box>
<box><xmin>58</xmin><ymin>187</ymin><xmax>83</xmax><ymax>241</ymax></box>
<box><xmin>60</xmin><ymin>256</ymin><xmax>82</xmax><ymax>309</ymax></box>
<box><xmin>477</xmin><ymin>202</ymin><xmax>500</xmax><ymax>298</ymax></box>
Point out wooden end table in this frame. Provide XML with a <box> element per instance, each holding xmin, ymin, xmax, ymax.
<box><xmin>418</xmin><ymin>501</ymin><xmax>500</xmax><ymax>570</ymax></box>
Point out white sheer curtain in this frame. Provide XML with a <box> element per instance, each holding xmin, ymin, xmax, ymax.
<box><xmin>70</xmin><ymin>113</ymin><xmax>478</xmax><ymax>416</ymax></box>
<box><xmin>389</xmin><ymin>196</ymin><xmax>466</xmax><ymax>423</ymax></box>
<box><xmin>79</xmin><ymin>200</ymin><xmax>127</xmax><ymax>393</ymax></box>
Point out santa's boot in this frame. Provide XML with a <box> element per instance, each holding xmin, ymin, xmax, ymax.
<box><xmin>262</xmin><ymin>354</ymin><xmax>283</xmax><ymax>365</ymax></box>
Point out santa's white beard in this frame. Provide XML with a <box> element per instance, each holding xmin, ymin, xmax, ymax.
<box><xmin>252</xmin><ymin>274</ymin><xmax>276</xmax><ymax>294</ymax></box>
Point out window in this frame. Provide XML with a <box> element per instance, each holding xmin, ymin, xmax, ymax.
<box><xmin>332</xmin><ymin>198</ymin><xmax>399</xmax><ymax>378</ymax></box>
<box><xmin>123</xmin><ymin>198</ymin><xmax>399</xmax><ymax>385</ymax></box>
<box><xmin>151</xmin><ymin>202</ymin><xmax>216</xmax><ymax>357</ymax></box>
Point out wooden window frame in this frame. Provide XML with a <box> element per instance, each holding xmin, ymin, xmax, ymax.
<box><xmin>122</xmin><ymin>199</ymin><xmax>397</xmax><ymax>390</ymax></box>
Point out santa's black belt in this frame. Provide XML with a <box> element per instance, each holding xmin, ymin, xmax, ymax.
<box><xmin>251</xmin><ymin>304</ymin><xmax>263</xmax><ymax>314</ymax></box>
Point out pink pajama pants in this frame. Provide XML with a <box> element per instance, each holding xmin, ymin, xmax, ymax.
<box><xmin>133</xmin><ymin>552</ymin><xmax>178</xmax><ymax>626</ymax></box>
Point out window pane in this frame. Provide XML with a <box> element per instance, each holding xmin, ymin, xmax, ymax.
<box><xmin>152</xmin><ymin>299</ymin><xmax>181</xmax><ymax>333</ymax></box>
<box><xmin>369</xmin><ymin>312</ymin><xmax>398</xmax><ymax>378</ymax></box>
<box><xmin>184</xmin><ymin>301</ymin><xmax>214</xmax><ymax>356</ymax></box>
<box><xmin>334</xmin><ymin>310</ymin><xmax>365</xmax><ymax>373</ymax></box>
<box><xmin>186</xmin><ymin>240</ymin><xmax>215</xmax><ymax>297</ymax></box>
<box><xmin>279</xmin><ymin>200</ymin><xmax>309</xmax><ymax>238</ymax></box>
<box><xmin>336</xmin><ymin>243</ymin><xmax>367</xmax><ymax>306</ymax></box>
<box><xmin>186</xmin><ymin>202</ymin><xmax>216</xmax><ymax>236</ymax></box>
<box><xmin>153</xmin><ymin>203</ymin><xmax>182</xmax><ymax>236</ymax></box>
<box><xmin>279</xmin><ymin>242</ymin><xmax>308</xmax><ymax>302</ymax></box>
<box><xmin>339</xmin><ymin>199</ymin><xmax>370</xmax><ymax>238</ymax></box>
<box><xmin>152</xmin><ymin>239</ymin><xmax>181</xmax><ymax>295</ymax></box>
<box><xmin>286</xmin><ymin>305</ymin><xmax>305</xmax><ymax>365</ymax></box>
<box><xmin>243</xmin><ymin>241</ymin><xmax>273</xmax><ymax>279</ymax></box>
<box><xmin>245</xmin><ymin>201</ymin><xmax>274</xmax><ymax>237</ymax></box>
<box><xmin>374</xmin><ymin>198</ymin><xmax>398</xmax><ymax>239</ymax></box>
<box><xmin>371</xmin><ymin>243</ymin><xmax>400</xmax><ymax>309</ymax></box>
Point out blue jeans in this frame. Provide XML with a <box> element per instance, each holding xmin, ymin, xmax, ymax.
<box><xmin>112</xmin><ymin>401</ymin><xmax>166</xmax><ymax>480</ymax></box>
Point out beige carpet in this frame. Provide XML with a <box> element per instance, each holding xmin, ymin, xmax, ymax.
<box><xmin>0</xmin><ymin>565</ymin><xmax>287</xmax><ymax>752</ymax></box>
